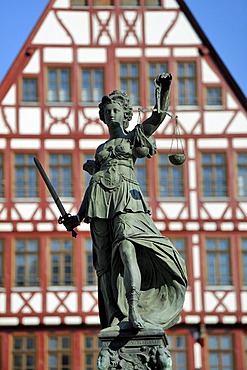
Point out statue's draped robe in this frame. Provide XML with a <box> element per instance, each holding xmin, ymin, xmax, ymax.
<box><xmin>83</xmin><ymin>127</ymin><xmax>187</xmax><ymax>329</ymax></box>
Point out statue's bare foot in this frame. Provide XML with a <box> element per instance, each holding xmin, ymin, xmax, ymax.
<box><xmin>129</xmin><ymin>307</ymin><xmax>145</xmax><ymax>329</ymax></box>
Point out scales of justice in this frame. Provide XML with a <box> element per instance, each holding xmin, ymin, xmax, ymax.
<box><xmin>34</xmin><ymin>73</ymin><xmax>188</xmax><ymax>370</ymax></box>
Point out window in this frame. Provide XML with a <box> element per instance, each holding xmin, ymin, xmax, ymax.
<box><xmin>171</xmin><ymin>238</ymin><xmax>187</xmax><ymax>261</ymax></box>
<box><xmin>81</xmin><ymin>69</ymin><xmax>104</xmax><ymax>103</ymax></box>
<box><xmin>120</xmin><ymin>0</ymin><xmax>139</xmax><ymax>5</ymax></box>
<box><xmin>145</xmin><ymin>0</ymin><xmax>161</xmax><ymax>5</ymax></box>
<box><xmin>0</xmin><ymin>153</ymin><xmax>3</xmax><ymax>197</ymax></box>
<box><xmin>206</xmin><ymin>86</ymin><xmax>222</xmax><ymax>106</ymax></box>
<box><xmin>15</xmin><ymin>240</ymin><xmax>39</xmax><ymax>287</ymax></box>
<box><xmin>149</xmin><ymin>62</ymin><xmax>168</xmax><ymax>106</ymax></box>
<box><xmin>47</xmin><ymin>68</ymin><xmax>71</xmax><ymax>102</ymax></box>
<box><xmin>48</xmin><ymin>336</ymin><xmax>71</xmax><ymax>370</ymax></box>
<box><xmin>49</xmin><ymin>154</ymin><xmax>73</xmax><ymax>197</ymax></box>
<box><xmin>202</xmin><ymin>153</ymin><xmax>227</xmax><ymax>197</ymax></box>
<box><xmin>134</xmin><ymin>157</ymin><xmax>148</xmax><ymax>197</ymax></box>
<box><xmin>84</xmin><ymin>239</ymin><xmax>96</xmax><ymax>285</ymax></box>
<box><xmin>84</xmin><ymin>335</ymin><xmax>101</xmax><ymax>370</ymax></box>
<box><xmin>177</xmin><ymin>62</ymin><xmax>197</xmax><ymax>105</ymax></box>
<box><xmin>206</xmin><ymin>239</ymin><xmax>231</xmax><ymax>286</ymax></box>
<box><xmin>168</xmin><ymin>335</ymin><xmax>188</xmax><ymax>370</ymax></box>
<box><xmin>237</xmin><ymin>153</ymin><xmax>247</xmax><ymax>197</ymax></box>
<box><xmin>208</xmin><ymin>335</ymin><xmax>234</xmax><ymax>370</ymax></box>
<box><xmin>22</xmin><ymin>78</ymin><xmax>38</xmax><ymax>102</ymax></box>
<box><xmin>13</xmin><ymin>336</ymin><xmax>36</xmax><ymax>370</ymax></box>
<box><xmin>50</xmin><ymin>239</ymin><xmax>74</xmax><ymax>286</ymax></box>
<box><xmin>241</xmin><ymin>239</ymin><xmax>247</xmax><ymax>285</ymax></box>
<box><xmin>0</xmin><ymin>240</ymin><xmax>3</xmax><ymax>287</ymax></box>
<box><xmin>120</xmin><ymin>63</ymin><xmax>139</xmax><ymax>105</ymax></box>
<box><xmin>14</xmin><ymin>154</ymin><xmax>38</xmax><ymax>198</ymax></box>
<box><xmin>72</xmin><ymin>0</ymin><xmax>88</xmax><ymax>5</ymax></box>
<box><xmin>93</xmin><ymin>0</ymin><xmax>113</xmax><ymax>5</ymax></box>
<box><xmin>158</xmin><ymin>154</ymin><xmax>184</xmax><ymax>197</ymax></box>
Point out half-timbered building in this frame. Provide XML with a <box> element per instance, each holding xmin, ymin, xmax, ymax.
<box><xmin>0</xmin><ymin>0</ymin><xmax>247</xmax><ymax>368</ymax></box>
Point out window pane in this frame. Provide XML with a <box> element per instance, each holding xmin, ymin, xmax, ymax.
<box><xmin>81</xmin><ymin>69</ymin><xmax>104</xmax><ymax>102</ymax></box>
<box><xmin>158</xmin><ymin>154</ymin><xmax>184</xmax><ymax>197</ymax></box>
<box><xmin>206</xmin><ymin>239</ymin><xmax>231</xmax><ymax>285</ymax></box>
<box><xmin>15</xmin><ymin>154</ymin><xmax>38</xmax><ymax>198</ymax></box>
<box><xmin>206</xmin><ymin>87</ymin><xmax>222</xmax><ymax>105</ymax></box>
<box><xmin>15</xmin><ymin>240</ymin><xmax>39</xmax><ymax>287</ymax></box>
<box><xmin>47</xmin><ymin>68</ymin><xmax>71</xmax><ymax>103</ymax></box>
<box><xmin>13</xmin><ymin>337</ymin><xmax>36</xmax><ymax>370</ymax></box>
<box><xmin>50</xmin><ymin>239</ymin><xmax>74</xmax><ymax>286</ymax></box>
<box><xmin>177</xmin><ymin>62</ymin><xmax>197</xmax><ymax>105</ymax></box>
<box><xmin>23</xmin><ymin>78</ymin><xmax>38</xmax><ymax>102</ymax></box>
<box><xmin>202</xmin><ymin>153</ymin><xmax>227</xmax><ymax>197</ymax></box>
<box><xmin>49</xmin><ymin>154</ymin><xmax>73</xmax><ymax>197</ymax></box>
<box><xmin>168</xmin><ymin>335</ymin><xmax>188</xmax><ymax>369</ymax></box>
<box><xmin>120</xmin><ymin>63</ymin><xmax>139</xmax><ymax>105</ymax></box>
<box><xmin>237</xmin><ymin>153</ymin><xmax>247</xmax><ymax>196</ymax></box>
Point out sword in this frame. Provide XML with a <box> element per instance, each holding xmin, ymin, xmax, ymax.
<box><xmin>33</xmin><ymin>157</ymin><xmax>77</xmax><ymax>238</ymax></box>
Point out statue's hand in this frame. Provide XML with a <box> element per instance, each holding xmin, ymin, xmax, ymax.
<box><xmin>154</xmin><ymin>73</ymin><xmax>172</xmax><ymax>90</ymax></box>
<box><xmin>61</xmin><ymin>214</ymin><xmax>80</xmax><ymax>231</ymax></box>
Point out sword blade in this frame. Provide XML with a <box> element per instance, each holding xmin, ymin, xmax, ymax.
<box><xmin>33</xmin><ymin>157</ymin><xmax>77</xmax><ymax>238</ymax></box>
<box><xmin>34</xmin><ymin>157</ymin><xmax>67</xmax><ymax>217</ymax></box>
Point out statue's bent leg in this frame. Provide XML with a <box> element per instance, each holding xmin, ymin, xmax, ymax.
<box><xmin>119</xmin><ymin>240</ymin><xmax>144</xmax><ymax>329</ymax></box>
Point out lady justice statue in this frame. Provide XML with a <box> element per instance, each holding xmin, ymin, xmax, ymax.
<box><xmin>63</xmin><ymin>73</ymin><xmax>187</xmax><ymax>333</ymax></box>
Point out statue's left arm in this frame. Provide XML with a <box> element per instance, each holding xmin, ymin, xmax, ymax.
<box><xmin>142</xmin><ymin>73</ymin><xmax>172</xmax><ymax>137</ymax></box>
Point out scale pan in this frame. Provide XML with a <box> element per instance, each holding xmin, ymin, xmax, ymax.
<box><xmin>168</xmin><ymin>153</ymin><xmax>186</xmax><ymax>166</ymax></box>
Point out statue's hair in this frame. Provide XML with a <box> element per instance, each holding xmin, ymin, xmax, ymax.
<box><xmin>98</xmin><ymin>90</ymin><xmax>133</xmax><ymax>129</ymax></box>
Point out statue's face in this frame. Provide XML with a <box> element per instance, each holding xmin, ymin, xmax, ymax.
<box><xmin>104</xmin><ymin>103</ymin><xmax>124</xmax><ymax>129</ymax></box>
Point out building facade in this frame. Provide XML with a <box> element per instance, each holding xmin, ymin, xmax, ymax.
<box><xmin>0</xmin><ymin>0</ymin><xmax>247</xmax><ymax>369</ymax></box>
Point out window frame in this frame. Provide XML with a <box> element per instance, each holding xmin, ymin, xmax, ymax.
<box><xmin>237</xmin><ymin>151</ymin><xmax>247</xmax><ymax>198</ymax></box>
<box><xmin>156</xmin><ymin>152</ymin><xmax>185</xmax><ymax>199</ymax></box>
<box><xmin>241</xmin><ymin>238</ymin><xmax>247</xmax><ymax>286</ymax></box>
<box><xmin>21</xmin><ymin>75</ymin><xmax>39</xmax><ymax>103</ymax></box>
<box><xmin>46</xmin><ymin>66</ymin><xmax>72</xmax><ymax>104</ymax></box>
<box><xmin>13</xmin><ymin>152</ymin><xmax>38</xmax><ymax>199</ymax></box>
<box><xmin>207</xmin><ymin>334</ymin><xmax>235</xmax><ymax>370</ymax></box>
<box><xmin>49</xmin><ymin>239</ymin><xmax>74</xmax><ymax>287</ymax></box>
<box><xmin>148</xmin><ymin>60</ymin><xmax>168</xmax><ymax>106</ymax></box>
<box><xmin>205</xmin><ymin>238</ymin><xmax>232</xmax><ymax>287</ymax></box>
<box><xmin>48</xmin><ymin>153</ymin><xmax>74</xmax><ymax>198</ymax></box>
<box><xmin>118</xmin><ymin>61</ymin><xmax>140</xmax><ymax>106</ymax></box>
<box><xmin>12</xmin><ymin>335</ymin><xmax>37</xmax><ymax>370</ymax></box>
<box><xmin>200</xmin><ymin>152</ymin><xmax>228</xmax><ymax>198</ymax></box>
<box><xmin>177</xmin><ymin>61</ymin><xmax>197</xmax><ymax>106</ymax></box>
<box><xmin>82</xmin><ymin>334</ymin><xmax>101</xmax><ymax>370</ymax></box>
<box><xmin>14</xmin><ymin>239</ymin><xmax>40</xmax><ymax>287</ymax></box>
<box><xmin>48</xmin><ymin>334</ymin><xmax>72</xmax><ymax>370</ymax></box>
<box><xmin>204</xmin><ymin>85</ymin><xmax>223</xmax><ymax>108</ymax></box>
<box><xmin>84</xmin><ymin>238</ymin><xmax>97</xmax><ymax>286</ymax></box>
<box><xmin>80</xmin><ymin>66</ymin><xmax>105</xmax><ymax>104</ymax></box>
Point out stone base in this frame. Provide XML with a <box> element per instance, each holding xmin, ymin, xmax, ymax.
<box><xmin>97</xmin><ymin>324</ymin><xmax>172</xmax><ymax>369</ymax></box>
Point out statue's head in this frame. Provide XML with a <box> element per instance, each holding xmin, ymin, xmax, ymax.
<box><xmin>99</xmin><ymin>90</ymin><xmax>133</xmax><ymax>130</ymax></box>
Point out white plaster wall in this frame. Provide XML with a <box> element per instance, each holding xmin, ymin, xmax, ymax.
<box><xmin>145</xmin><ymin>11</ymin><xmax>177</xmax><ymax>45</ymax></box>
<box><xmin>19</xmin><ymin>108</ymin><xmax>41</xmax><ymax>135</ymax></box>
<box><xmin>23</xmin><ymin>50</ymin><xmax>40</xmax><ymax>74</ymax></box>
<box><xmin>2</xmin><ymin>85</ymin><xmax>16</xmax><ymax>105</ymax></box>
<box><xmin>58</xmin><ymin>11</ymin><xmax>90</xmax><ymax>44</ymax></box>
<box><xmin>44</xmin><ymin>47</ymin><xmax>73</xmax><ymax>63</ymax></box>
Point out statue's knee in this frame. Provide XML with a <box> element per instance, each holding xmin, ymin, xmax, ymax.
<box><xmin>119</xmin><ymin>240</ymin><xmax>135</xmax><ymax>263</ymax></box>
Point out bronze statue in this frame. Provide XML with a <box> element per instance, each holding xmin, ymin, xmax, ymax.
<box><xmin>64</xmin><ymin>73</ymin><xmax>187</xmax><ymax>331</ymax></box>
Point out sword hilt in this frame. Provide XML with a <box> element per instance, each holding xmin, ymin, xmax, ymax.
<box><xmin>58</xmin><ymin>214</ymin><xmax>78</xmax><ymax>238</ymax></box>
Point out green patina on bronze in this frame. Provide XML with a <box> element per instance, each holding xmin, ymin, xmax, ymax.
<box><xmin>64</xmin><ymin>73</ymin><xmax>188</xmax><ymax>331</ymax></box>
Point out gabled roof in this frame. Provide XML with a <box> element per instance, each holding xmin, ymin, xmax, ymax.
<box><xmin>0</xmin><ymin>0</ymin><xmax>246</xmax><ymax>111</ymax></box>
<box><xmin>177</xmin><ymin>0</ymin><xmax>246</xmax><ymax>111</ymax></box>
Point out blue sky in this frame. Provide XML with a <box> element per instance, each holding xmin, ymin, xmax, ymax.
<box><xmin>0</xmin><ymin>0</ymin><xmax>246</xmax><ymax>96</ymax></box>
